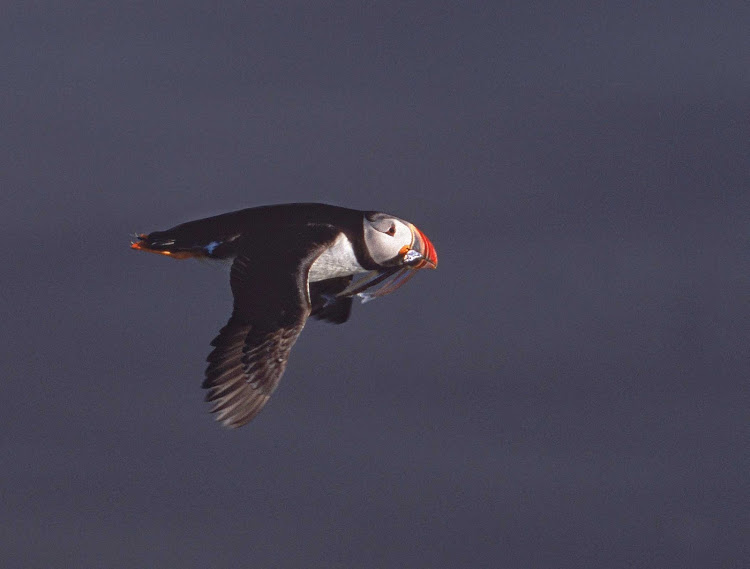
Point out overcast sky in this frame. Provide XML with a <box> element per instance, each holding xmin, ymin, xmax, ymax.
<box><xmin>2</xmin><ymin>3</ymin><xmax>748</xmax><ymax>568</ymax></box>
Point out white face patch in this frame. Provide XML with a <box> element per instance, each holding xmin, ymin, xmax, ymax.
<box><xmin>308</xmin><ymin>233</ymin><xmax>366</xmax><ymax>282</ymax></box>
<box><xmin>363</xmin><ymin>215</ymin><xmax>413</xmax><ymax>265</ymax></box>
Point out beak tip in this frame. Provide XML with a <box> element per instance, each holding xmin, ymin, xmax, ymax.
<box><xmin>412</xmin><ymin>225</ymin><xmax>438</xmax><ymax>269</ymax></box>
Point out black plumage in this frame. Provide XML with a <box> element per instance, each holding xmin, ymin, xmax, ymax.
<box><xmin>131</xmin><ymin>203</ymin><xmax>437</xmax><ymax>428</ymax></box>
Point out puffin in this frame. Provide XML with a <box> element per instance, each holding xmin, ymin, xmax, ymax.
<box><xmin>131</xmin><ymin>203</ymin><xmax>438</xmax><ymax>428</ymax></box>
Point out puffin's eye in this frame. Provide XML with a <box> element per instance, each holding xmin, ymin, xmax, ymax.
<box><xmin>368</xmin><ymin>216</ymin><xmax>399</xmax><ymax>235</ymax></box>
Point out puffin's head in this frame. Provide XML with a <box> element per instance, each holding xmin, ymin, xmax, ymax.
<box><xmin>363</xmin><ymin>212</ymin><xmax>438</xmax><ymax>270</ymax></box>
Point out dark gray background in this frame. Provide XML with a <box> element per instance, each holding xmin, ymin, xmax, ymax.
<box><xmin>2</xmin><ymin>2</ymin><xmax>747</xmax><ymax>567</ymax></box>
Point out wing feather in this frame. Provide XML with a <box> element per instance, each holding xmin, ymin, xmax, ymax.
<box><xmin>201</xmin><ymin>226</ymin><xmax>341</xmax><ymax>428</ymax></box>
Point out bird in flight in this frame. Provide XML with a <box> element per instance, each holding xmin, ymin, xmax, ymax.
<box><xmin>131</xmin><ymin>203</ymin><xmax>438</xmax><ymax>428</ymax></box>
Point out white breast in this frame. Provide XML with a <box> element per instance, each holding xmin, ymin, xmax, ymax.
<box><xmin>308</xmin><ymin>233</ymin><xmax>366</xmax><ymax>282</ymax></box>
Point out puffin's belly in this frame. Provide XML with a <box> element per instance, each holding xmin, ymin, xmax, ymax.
<box><xmin>308</xmin><ymin>233</ymin><xmax>366</xmax><ymax>282</ymax></box>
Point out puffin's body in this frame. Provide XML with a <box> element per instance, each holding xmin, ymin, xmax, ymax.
<box><xmin>131</xmin><ymin>203</ymin><xmax>437</xmax><ymax>428</ymax></box>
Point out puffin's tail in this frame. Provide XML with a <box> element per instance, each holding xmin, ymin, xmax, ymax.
<box><xmin>130</xmin><ymin>227</ymin><xmax>241</xmax><ymax>260</ymax></box>
<box><xmin>130</xmin><ymin>232</ymin><xmax>201</xmax><ymax>259</ymax></box>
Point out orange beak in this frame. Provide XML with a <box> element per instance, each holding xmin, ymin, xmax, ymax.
<box><xmin>408</xmin><ymin>224</ymin><xmax>438</xmax><ymax>269</ymax></box>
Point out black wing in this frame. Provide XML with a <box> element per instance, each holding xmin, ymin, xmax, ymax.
<box><xmin>202</xmin><ymin>226</ymin><xmax>341</xmax><ymax>428</ymax></box>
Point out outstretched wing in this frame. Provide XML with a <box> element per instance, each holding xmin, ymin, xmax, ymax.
<box><xmin>202</xmin><ymin>226</ymin><xmax>341</xmax><ymax>428</ymax></box>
